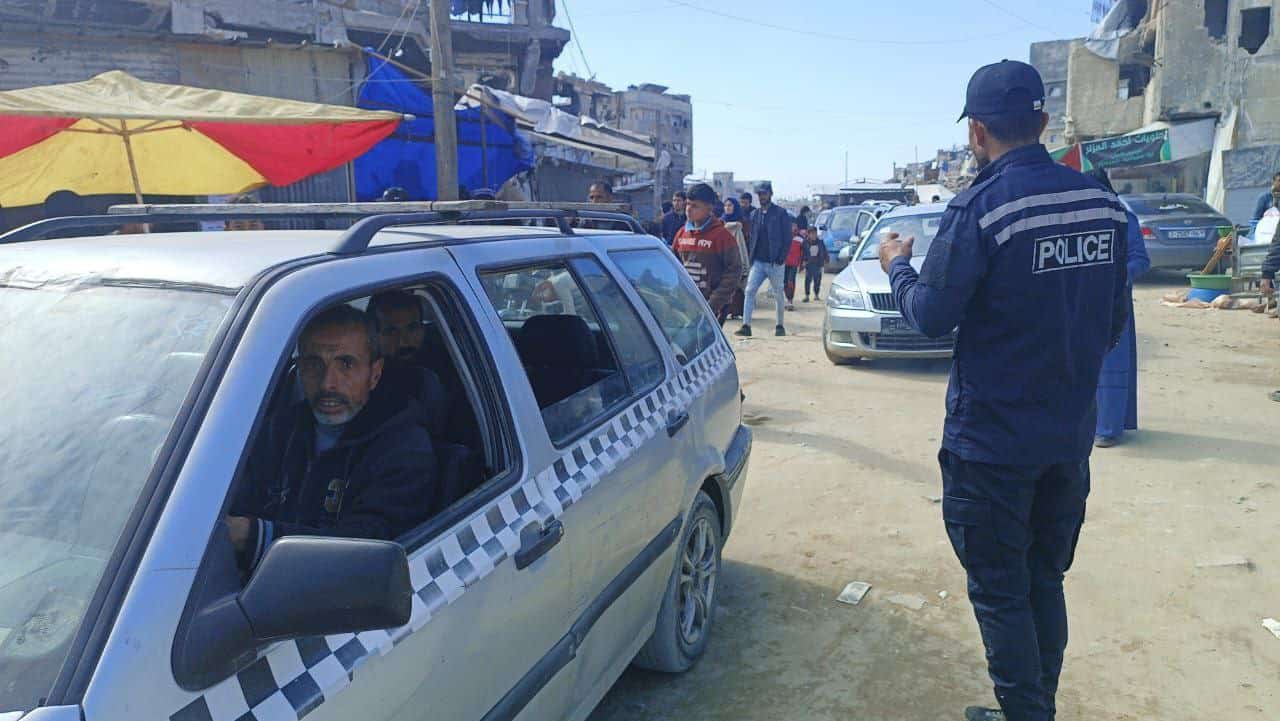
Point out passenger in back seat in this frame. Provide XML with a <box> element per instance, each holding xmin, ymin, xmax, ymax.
<box><xmin>368</xmin><ymin>291</ymin><xmax>479</xmax><ymax>450</ymax></box>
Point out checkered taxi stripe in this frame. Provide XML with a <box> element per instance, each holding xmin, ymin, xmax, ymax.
<box><xmin>170</xmin><ymin>341</ymin><xmax>733</xmax><ymax>721</ymax></box>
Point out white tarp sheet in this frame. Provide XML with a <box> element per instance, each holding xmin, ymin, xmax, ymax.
<box><xmin>459</xmin><ymin>85</ymin><xmax>655</xmax><ymax>162</ymax></box>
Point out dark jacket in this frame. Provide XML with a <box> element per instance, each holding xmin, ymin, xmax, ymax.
<box><xmin>1263</xmin><ymin>228</ymin><xmax>1280</xmax><ymax>281</ymax></box>
<box><xmin>661</xmin><ymin>211</ymin><xmax>686</xmax><ymax>244</ymax></box>
<box><xmin>749</xmin><ymin>203</ymin><xmax>792</xmax><ymax>265</ymax></box>
<box><xmin>802</xmin><ymin>236</ymin><xmax>830</xmax><ymax>268</ymax></box>
<box><xmin>232</xmin><ymin>388</ymin><xmax>436</xmax><ymax>567</ymax></box>
<box><xmin>888</xmin><ymin>144</ymin><xmax>1129</xmax><ymax>465</ymax></box>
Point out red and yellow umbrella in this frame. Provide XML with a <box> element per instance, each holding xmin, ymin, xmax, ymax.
<box><xmin>0</xmin><ymin>70</ymin><xmax>404</xmax><ymax>207</ymax></box>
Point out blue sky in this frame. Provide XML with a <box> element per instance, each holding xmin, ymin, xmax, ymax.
<box><xmin>552</xmin><ymin>0</ymin><xmax>1097</xmax><ymax>198</ymax></box>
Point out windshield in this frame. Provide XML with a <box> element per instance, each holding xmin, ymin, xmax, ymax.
<box><xmin>0</xmin><ymin>282</ymin><xmax>232</xmax><ymax>711</ymax></box>
<box><xmin>828</xmin><ymin>210</ymin><xmax>860</xmax><ymax>232</ymax></box>
<box><xmin>857</xmin><ymin>213</ymin><xmax>945</xmax><ymax>260</ymax></box>
<box><xmin>1124</xmin><ymin>196</ymin><xmax>1219</xmax><ymax>216</ymax></box>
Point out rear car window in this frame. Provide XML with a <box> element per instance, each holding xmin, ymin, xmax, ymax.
<box><xmin>857</xmin><ymin>213</ymin><xmax>944</xmax><ymax>260</ymax></box>
<box><xmin>0</xmin><ymin>281</ymin><xmax>233</xmax><ymax>711</ymax></box>
<box><xmin>479</xmin><ymin>258</ymin><xmax>659</xmax><ymax>443</ymax></box>
<box><xmin>609</xmin><ymin>249</ymin><xmax>720</xmax><ymax>364</ymax></box>
<box><xmin>1124</xmin><ymin>196</ymin><xmax>1219</xmax><ymax>216</ymax></box>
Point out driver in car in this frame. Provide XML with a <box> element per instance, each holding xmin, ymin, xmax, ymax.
<box><xmin>226</xmin><ymin>304</ymin><xmax>436</xmax><ymax>569</ymax></box>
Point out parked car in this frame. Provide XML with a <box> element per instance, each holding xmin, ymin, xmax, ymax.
<box><xmin>823</xmin><ymin>203</ymin><xmax>955</xmax><ymax>364</ymax></box>
<box><xmin>1120</xmin><ymin>193</ymin><xmax>1234</xmax><ymax>270</ymax></box>
<box><xmin>820</xmin><ymin>205</ymin><xmax>879</xmax><ymax>272</ymax></box>
<box><xmin>0</xmin><ymin>204</ymin><xmax>750</xmax><ymax>721</ymax></box>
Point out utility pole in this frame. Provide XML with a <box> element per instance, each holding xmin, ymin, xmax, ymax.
<box><xmin>843</xmin><ymin>150</ymin><xmax>848</xmax><ymax>187</ymax></box>
<box><xmin>429</xmin><ymin>0</ymin><xmax>459</xmax><ymax>200</ymax></box>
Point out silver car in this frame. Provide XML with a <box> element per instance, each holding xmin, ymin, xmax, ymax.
<box><xmin>822</xmin><ymin>204</ymin><xmax>956</xmax><ymax>364</ymax></box>
<box><xmin>0</xmin><ymin>205</ymin><xmax>749</xmax><ymax>721</ymax></box>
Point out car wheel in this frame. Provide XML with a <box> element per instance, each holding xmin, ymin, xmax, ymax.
<box><xmin>633</xmin><ymin>490</ymin><xmax>721</xmax><ymax>673</ymax></box>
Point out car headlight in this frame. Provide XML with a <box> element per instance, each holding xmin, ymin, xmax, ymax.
<box><xmin>827</xmin><ymin>284</ymin><xmax>865</xmax><ymax>310</ymax></box>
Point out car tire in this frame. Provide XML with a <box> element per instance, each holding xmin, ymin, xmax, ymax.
<box><xmin>633</xmin><ymin>490</ymin><xmax>722</xmax><ymax>673</ymax></box>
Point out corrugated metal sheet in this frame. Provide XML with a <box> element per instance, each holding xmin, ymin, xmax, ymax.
<box><xmin>259</xmin><ymin>167</ymin><xmax>355</xmax><ymax>229</ymax></box>
<box><xmin>0</xmin><ymin>34</ymin><xmax>178</xmax><ymax>90</ymax></box>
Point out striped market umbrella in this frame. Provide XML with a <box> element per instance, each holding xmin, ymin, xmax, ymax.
<box><xmin>0</xmin><ymin>70</ymin><xmax>405</xmax><ymax>207</ymax></box>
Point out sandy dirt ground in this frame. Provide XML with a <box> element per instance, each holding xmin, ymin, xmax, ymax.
<box><xmin>589</xmin><ymin>275</ymin><xmax>1280</xmax><ymax>721</ymax></box>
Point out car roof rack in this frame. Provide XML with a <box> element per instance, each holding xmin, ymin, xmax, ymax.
<box><xmin>0</xmin><ymin>201</ymin><xmax>648</xmax><ymax>252</ymax></box>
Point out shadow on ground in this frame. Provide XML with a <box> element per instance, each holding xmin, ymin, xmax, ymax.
<box><xmin>588</xmin><ymin>559</ymin><xmax>991</xmax><ymax>721</ymax></box>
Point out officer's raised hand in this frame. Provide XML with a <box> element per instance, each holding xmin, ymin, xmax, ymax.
<box><xmin>878</xmin><ymin>232</ymin><xmax>914</xmax><ymax>274</ymax></box>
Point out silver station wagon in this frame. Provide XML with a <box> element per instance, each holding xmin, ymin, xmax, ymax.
<box><xmin>0</xmin><ymin>203</ymin><xmax>750</xmax><ymax>721</ymax></box>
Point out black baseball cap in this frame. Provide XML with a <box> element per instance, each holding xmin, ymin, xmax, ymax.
<box><xmin>958</xmin><ymin>60</ymin><xmax>1046</xmax><ymax>122</ymax></box>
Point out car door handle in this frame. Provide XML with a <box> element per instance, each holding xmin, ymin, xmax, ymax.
<box><xmin>515</xmin><ymin>519</ymin><xmax>564</xmax><ymax>570</ymax></box>
<box><xmin>667</xmin><ymin>411</ymin><xmax>690</xmax><ymax>437</ymax></box>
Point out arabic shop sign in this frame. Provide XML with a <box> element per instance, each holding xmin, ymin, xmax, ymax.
<box><xmin>1081</xmin><ymin>129</ymin><xmax>1171</xmax><ymax>170</ymax></box>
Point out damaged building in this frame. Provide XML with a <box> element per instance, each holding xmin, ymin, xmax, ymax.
<box><xmin>556</xmin><ymin>73</ymin><xmax>694</xmax><ymax>208</ymax></box>
<box><xmin>0</xmin><ymin>0</ymin><xmax>568</xmax><ymax>210</ymax></box>
<box><xmin>1053</xmin><ymin>0</ymin><xmax>1280</xmax><ymax>221</ymax></box>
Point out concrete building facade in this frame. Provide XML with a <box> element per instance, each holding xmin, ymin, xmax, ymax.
<box><xmin>1029</xmin><ymin>38</ymin><xmax>1079</xmax><ymax>147</ymax></box>
<box><xmin>1059</xmin><ymin>0</ymin><xmax>1280</xmax><ymax>219</ymax></box>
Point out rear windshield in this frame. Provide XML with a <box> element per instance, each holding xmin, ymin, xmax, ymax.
<box><xmin>0</xmin><ymin>280</ymin><xmax>232</xmax><ymax>712</ymax></box>
<box><xmin>1124</xmin><ymin>197</ymin><xmax>1219</xmax><ymax>216</ymax></box>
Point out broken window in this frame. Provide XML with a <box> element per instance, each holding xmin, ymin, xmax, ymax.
<box><xmin>1241</xmin><ymin>7</ymin><xmax>1271</xmax><ymax>54</ymax></box>
<box><xmin>1205</xmin><ymin>0</ymin><xmax>1227</xmax><ymax>39</ymax></box>
<box><xmin>1118</xmin><ymin>64</ymin><xmax>1151</xmax><ymax>99</ymax></box>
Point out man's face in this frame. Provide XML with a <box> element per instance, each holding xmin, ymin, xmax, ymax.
<box><xmin>741</xmin><ymin>195</ymin><xmax>753</xmax><ymax>208</ymax></box>
<box><xmin>757</xmin><ymin>190</ymin><xmax>772</xmax><ymax>207</ymax></box>
<box><xmin>686</xmin><ymin>199</ymin><xmax>712</xmax><ymax>225</ymax></box>
<box><xmin>376</xmin><ymin>305</ymin><xmax>425</xmax><ymax>362</ymax></box>
<box><xmin>672</xmin><ymin>195</ymin><xmax>687</xmax><ymax>214</ymax></box>
<box><xmin>298</xmin><ymin>323</ymin><xmax>383</xmax><ymax>426</ymax></box>
<box><xmin>588</xmin><ymin>185</ymin><xmax>612</xmax><ymax>204</ymax></box>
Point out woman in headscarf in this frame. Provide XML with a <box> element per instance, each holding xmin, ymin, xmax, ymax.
<box><xmin>1091</xmin><ymin>168</ymin><xmax>1151</xmax><ymax>447</ymax></box>
<box><xmin>721</xmin><ymin>196</ymin><xmax>750</xmax><ymax>320</ymax></box>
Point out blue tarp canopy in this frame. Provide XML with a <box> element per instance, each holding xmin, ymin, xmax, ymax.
<box><xmin>353</xmin><ymin>51</ymin><xmax>533</xmax><ymax>201</ymax></box>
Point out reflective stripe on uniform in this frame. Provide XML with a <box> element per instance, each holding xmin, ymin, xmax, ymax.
<box><xmin>994</xmin><ymin>207</ymin><xmax>1129</xmax><ymax>246</ymax></box>
<box><xmin>978</xmin><ymin>188</ymin><xmax>1117</xmax><ymax>230</ymax></box>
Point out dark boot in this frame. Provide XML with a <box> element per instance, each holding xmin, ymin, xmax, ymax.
<box><xmin>735</xmin><ymin>325</ymin><xmax>752</xmax><ymax>337</ymax></box>
<box><xmin>775</xmin><ymin>325</ymin><xmax>786</xmax><ymax>337</ymax></box>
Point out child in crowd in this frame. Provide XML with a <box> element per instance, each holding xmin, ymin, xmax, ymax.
<box><xmin>802</xmin><ymin>225</ymin><xmax>829</xmax><ymax>302</ymax></box>
<box><xmin>783</xmin><ymin>218</ymin><xmax>805</xmax><ymax>311</ymax></box>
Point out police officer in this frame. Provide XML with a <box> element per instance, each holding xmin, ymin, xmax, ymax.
<box><xmin>878</xmin><ymin>61</ymin><xmax>1129</xmax><ymax>721</ymax></box>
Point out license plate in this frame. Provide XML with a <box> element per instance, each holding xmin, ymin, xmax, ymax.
<box><xmin>881</xmin><ymin>317</ymin><xmax>907</xmax><ymax>332</ymax></box>
<box><xmin>1166</xmin><ymin>228</ymin><xmax>1205</xmax><ymax>239</ymax></box>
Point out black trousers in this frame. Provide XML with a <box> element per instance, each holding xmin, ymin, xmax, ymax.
<box><xmin>804</xmin><ymin>265</ymin><xmax>822</xmax><ymax>296</ymax></box>
<box><xmin>939</xmin><ymin>449</ymin><xmax>1089</xmax><ymax>721</ymax></box>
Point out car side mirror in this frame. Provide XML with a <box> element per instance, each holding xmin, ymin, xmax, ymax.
<box><xmin>242</xmin><ymin>537</ymin><xmax>412</xmax><ymax>641</ymax></box>
<box><xmin>173</xmin><ymin>535</ymin><xmax>411</xmax><ymax>690</ymax></box>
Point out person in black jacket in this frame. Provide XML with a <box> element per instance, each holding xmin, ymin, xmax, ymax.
<box><xmin>227</xmin><ymin>305</ymin><xmax>436</xmax><ymax>569</ymax></box>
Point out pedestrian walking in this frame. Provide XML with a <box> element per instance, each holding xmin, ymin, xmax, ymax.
<box><xmin>878</xmin><ymin>60</ymin><xmax>1129</xmax><ymax>721</ymax></box>
<box><xmin>783</xmin><ymin>218</ymin><xmax>805</xmax><ymax>310</ymax></box>
<box><xmin>671</xmin><ymin>183</ymin><xmax>742</xmax><ymax>324</ymax></box>
<box><xmin>722</xmin><ymin>196</ymin><xmax>751</xmax><ymax>319</ymax></box>
<box><xmin>802</xmin><ymin>225</ymin><xmax>828</xmax><ymax>302</ymax></box>
<box><xmin>1091</xmin><ymin>169</ymin><xmax>1150</xmax><ymax>447</ymax></box>
<box><xmin>736</xmin><ymin>181</ymin><xmax>792</xmax><ymax>337</ymax></box>
<box><xmin>739</xmin><ymin>190</ymin><xmax>756</xmax><ymax>252</ymax></box>
<box><xmin>661</xmin><ymin>191</ymin><xmax>687</xmax><ymax>245</ymax></box>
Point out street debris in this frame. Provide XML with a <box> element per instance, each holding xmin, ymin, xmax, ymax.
<box><xmin>938</xmin><ymin>591</ymin><xmax>949</xmax><ymax>600</ymax></box>
<box><xmin>925</xmin><ymin>495</ymin><xmax>942</xmax><ymax>504</ymax></box>
<box><xmin>884</xmin><ymin>593</ymin><xmax>927</xmax><ymax>611</ymax></box>
<box><xmin>1263</xmin><ymin>618</ymin><xmax>1280</xmax><ymax>640</ymax></box>
<box><xmin>1194</xmin><ymin>556</ymin><xmax>1255</xmax><ymax>571</ymax></box>
<box><xmin>837</xmin><ymin>581</ymin><xmax>871</xmax><ymax>606</ymax></box>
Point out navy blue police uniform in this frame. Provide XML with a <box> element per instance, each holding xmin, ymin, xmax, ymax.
<box><xmin>886</xmin><ymin>61</ymin><xmax>1130</xmax><ymax>721</ymax></box>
